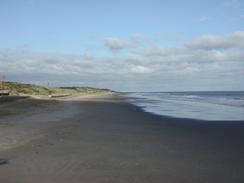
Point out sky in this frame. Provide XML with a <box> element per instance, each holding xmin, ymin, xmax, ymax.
<box><xmin>0</xmin><ymin>0</ymin><xmax>244</xmax><ymax>91</ymax></box>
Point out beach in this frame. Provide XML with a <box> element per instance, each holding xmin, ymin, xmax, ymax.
<box><xmin>0</xmin><ymin>94</ymin><xmax>244</xmax><ymax>183</ymax></box>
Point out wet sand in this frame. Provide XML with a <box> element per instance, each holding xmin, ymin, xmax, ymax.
<box><xmin>0</xmin><ymin>94</ymin><xmax>244</xmax><ymax>183</ymax></box>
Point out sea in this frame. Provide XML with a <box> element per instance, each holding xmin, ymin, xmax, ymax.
<box><xmin>123</xmin><ymin>91</ymin><xmax>244</xmax><ymax>121</ymax></box>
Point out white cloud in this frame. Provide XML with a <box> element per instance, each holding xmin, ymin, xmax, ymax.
<box><xmin>104</xmin><ymin>37</ymin><xmax>129</xmax><ymax>51</ymax></box>
<box><xmin>129</xmin><ymin>65</ymin><xmax>152</xmax><ymax>74</ymax></box>
<box><xmin>104</xmin><ymin>36</ymin><xmax>141</xmax><ymax>51</ymax></box>
<box><xmin>186</xmin><ymin>31</ymin><xmax>244</xmax><ymax>50</ymax></box>
<box><xmin>1</xmin><ymin>31</ymin><xmax>244</xmax><ymax>91</ymax></box>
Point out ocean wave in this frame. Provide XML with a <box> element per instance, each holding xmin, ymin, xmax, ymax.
<box><xmin>124</xmin><ymin>91</ymin><xmax>244</xmax><ymax>121</ymax></box>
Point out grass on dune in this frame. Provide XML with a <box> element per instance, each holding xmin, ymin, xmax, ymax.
<box><xmin>0</xmin><ymin>81</ymin><xmax>112</xmax><ymax>96</ymax></box>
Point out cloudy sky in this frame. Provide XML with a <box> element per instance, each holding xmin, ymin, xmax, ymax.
<box><xmin>0</xmin><ymin>0</ymin><xmax>244</xmax><ymax>91</ymax></box>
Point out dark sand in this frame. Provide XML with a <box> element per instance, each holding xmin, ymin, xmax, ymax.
<box><xmin>0</xmin><ymin>95</ymin><xmax>244</xmax><ymax>183</ymax></box>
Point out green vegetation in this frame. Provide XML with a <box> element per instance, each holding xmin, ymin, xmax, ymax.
<box><xmin>0</xmin><ymin>81</ymin><xmax>113</xmax><ymax>96</ymax></box>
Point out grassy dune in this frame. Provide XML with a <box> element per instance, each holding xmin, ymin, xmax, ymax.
<box><xmin>0</xmin><ymin>81</ymin><xmax>112</xmax><ymax>96</ymax></box>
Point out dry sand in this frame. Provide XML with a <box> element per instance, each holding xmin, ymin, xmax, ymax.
<box><xmin>0</xmin><ymin>94</ymin><xmax>244</xmax><ymax>183</ymax></box>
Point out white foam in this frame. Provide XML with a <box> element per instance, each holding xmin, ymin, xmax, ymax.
<box><xmin>124</xmin><ymin>92</ymin><xmax>244</xmax><ymax>121</ymax></box>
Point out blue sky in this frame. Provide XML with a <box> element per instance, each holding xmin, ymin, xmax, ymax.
<box><xmin>0</xmin><ymin>0</ymin><xmax>244</xmax><ymax>91</ymax></box>
<box><xmin>1</xmin><ymin>0</ymin><xmax>243</xmax><ymax>54</ymax></box>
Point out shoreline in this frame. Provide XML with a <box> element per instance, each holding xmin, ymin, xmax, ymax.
<box><xmin>0</xmin><ymin>94</ymin><xmax>244</xmax><ymax>182</ymax></box>
<box><xmin>123</xmin><ymin>91</ymin><xmax>244</xmax><ymax>121</ymax></box>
